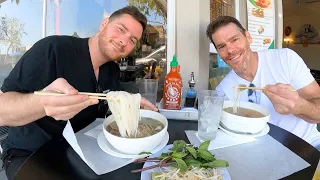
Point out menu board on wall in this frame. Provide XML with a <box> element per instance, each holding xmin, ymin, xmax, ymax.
<box><xmin>247</xmin><ymin>0</ymin><xmax>275</xmax><ymax>51</ymax></box>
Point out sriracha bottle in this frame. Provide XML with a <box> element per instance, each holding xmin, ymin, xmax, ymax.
<box><xmin>163</xmin><ymin>55</ymin><xmax>182</xmax><ymax>110</ymax></box>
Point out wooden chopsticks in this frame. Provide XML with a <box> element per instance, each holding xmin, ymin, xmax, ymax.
<box><xmin>237</xmin><ymin>86</ymin><xmax>265</xmax><ymax>91</ymax></box>
<box><xmin>237</xmin><ymin>86</ymin><xmax>296</xmax><ymax>91</ymax></box>
<box><xmin>34</xmin><ymin>91</ymin><xmax>113</xmax><ymax>101</ymax></box>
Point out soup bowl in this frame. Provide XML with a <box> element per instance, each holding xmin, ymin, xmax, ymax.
<box><xmin>103</xmin><ymin>109</ymin><xmax>168</xmax><ymax>155</ymax></box>
<box><xmin>221</xmin><ymin>101</ymin><xmax>271</xmax><ymax>134</ymax></box>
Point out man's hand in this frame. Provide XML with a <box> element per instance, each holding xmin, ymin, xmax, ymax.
<box><xmin>39</xmin><ymin>78</ymin><xmax>99</xmax><ymax>120</ymax></box>
<box><xmin>263</xmin><ymin>83</ymin><xmax>300</xmax><ymax>115</ymax></box>
<box><xmin>140</xmin><ymin>97</ymin><xmax>158</xmax><ymax>112</ymax></box>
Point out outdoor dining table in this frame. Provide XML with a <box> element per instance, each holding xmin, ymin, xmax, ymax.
<box><xmin>14</xmin><ymin>119</ymin><xmax>320</xmax><ymax>180</ymax></box>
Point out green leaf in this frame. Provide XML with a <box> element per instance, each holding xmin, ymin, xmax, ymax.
<box><xmin>197</xmin><ymin>149</ymin><xmax>215</xmax><ymax>161</ymax></box>
<box><xmin>160</xmin><ymin>152</ymin><xmax>170</xmax><ymax>158</ymax></box>
<box><xmin>201</xmin><ymin>160</ymin><xmax>229</xmax><ymax>168</ymax></box>
<box><xmin>171</xmin><ymin>140</ymin><xmax>186</xmax><ymax>152</ymax></box>
<box><xmin>199</xmin><ymin>140</ymin><xmax>210</xmax><ymax>150</ymax></box>
<box><xmin>172</xmin><ymin>152</ymin><xmax>188</xmax><ymax>159</ymax></box>
<box><xmin>173</xmin><ymin>158</ymin><xmax>188</xmax><ymax>173</ymax></box>
<box><xmin>172</xmin><ymin>163</ymin><xmax>178</xmax><ymax>168</ymax></box>
<box><xmin>186</xmin><ymin>146</ymin><xmax>197</xmax><ymax>159</ymax></box>
<box><xmin>184</xmin><ymin>158</ymin><xmax>202</xmax><ymax>167</ymax></box>
<box><xmin>139</xmin><ymin>151</ymin><xmax>152</xmax><ymax>155</ymax></box>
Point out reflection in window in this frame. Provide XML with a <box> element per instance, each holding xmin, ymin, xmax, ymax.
<box><xmin>46</xmin><ymin>0</ymin><xmax>105</xmax><ymax>37</ymax></box>
<box><xmin>210</xmin><ymin>0</ymin><xmax>234</xmax><ymax>21</ymax></box>
<box><xmin>0</xmin><ymin>0</ymin><xmax>168</xmax><ymax>96</ymax></box>
<box><xmin>121</xmin><ymin>0</ymin><xmax>167</xmax><ymax>87</ymax></box>
<box><xmin>46</xmin><ymin>0</ymin><xmax>167</xmax><ymax>84</ymax></box>
<box><xmin>209</xmin><ymin>0</ymin><xmax>234</xmax><ymax>90</ymax></box>
<box><xmin>0</xmin><ymin>0</ymin><xmax>42</xmax><ymax>85</ymax></box>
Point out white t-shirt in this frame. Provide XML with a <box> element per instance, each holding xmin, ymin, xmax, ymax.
<box><xmin>216</xmin><ymin>48</ymin><xmax>320</xmax><ymax>147</ymax></box>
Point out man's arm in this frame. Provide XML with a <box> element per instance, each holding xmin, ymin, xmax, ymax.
<box><xmin>264</xmin><ymin>81</ymin><xmax>320</xmax><ymax>124</ymax></box>
<box><xmin>0</xmin><ymin>78</ymin><xmax>99</xmax><ymax>127</ymax></box>
<box><xmin>0</xmin><ymin>91</ymin><xmax>46</xmax><ymax>126</ymax></box>
<box><xmin>294</xmin><ymin>81</ymin><xmax>320</xmax><ymax>123</ymax></box>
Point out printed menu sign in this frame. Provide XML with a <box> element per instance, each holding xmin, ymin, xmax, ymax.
<box><xmin>247</xmin><ymin>0</ymin><xmax>275</xmax><ymax>51</ymax></box>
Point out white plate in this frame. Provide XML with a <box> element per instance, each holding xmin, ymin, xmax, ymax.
<box><xmin>97</xmin><ymin>131</ymin><xmax>169</xmax><ymax>159</ymax></box>
<box><xmin>141</xmin><ymin>144</ymin><xmax>231</xmax><ymax>180</ymax></box>
<box><xmin>219</xmin><ymin>124</ymin><xmax>270</xmax><ymax>138</ymax></box>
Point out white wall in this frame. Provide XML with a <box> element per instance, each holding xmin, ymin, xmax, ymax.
<box><xmin>175</xmin><ymin>0</ymin><xmax>210</xmax><ymax>91</ymax></box>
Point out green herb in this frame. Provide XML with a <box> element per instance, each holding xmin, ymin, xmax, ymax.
<box><xmin>160</xmin><ymin>152</ymin><xmax>170</xmax><ymax>158</ymax></box>
<box><xmin>184</xmin><ymin>158</ymin><xmax>202</xmax><ymax>167</ymax></box>
<box><xmin>198</xmin><ymin>140</ymin><xmax>210</xmax><ymax>150</ymax></box>
<box><xmin>170</xmin><ymin>140</ymin><xmax>186</xmax><ymax>152</ymax></box>
<box><xmin>185</xmin><ymin>146</ymin><xmax>197</xmax><ymax>159</ymax></box>
<box><xmin>197</xmin><ymin>149</ymin><xmax>215</xmax><ymax>161</ymax></box>
<box><xmin>172</xmin><ymin>151</ymin><xmax>188</xmax><ymax>159</ymax></box>
<box><xmin>132</xmin><ymin>140</ymin><xmax>229</xmax><ymax>173</ymax></box>
<box><xmin>173</xmin><ymin>158</ymin><xmax>188</xmax><ymax>172</ymax></box>
<box><xmin>139</xmin><ymin>151</ymin><xmax>152</xmax><ymax>155</ymax></box>
<box><xmin>201</xmin><ymin>160</ymin><xmax>229</xmax><ymax>168</ymax></box>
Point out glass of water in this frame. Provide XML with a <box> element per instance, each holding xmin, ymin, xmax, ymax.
<box><xmin>197</xmin><ymin>90</ymin><xmax>225</xmax><ymax>140</ymax></box>
<box><xmin>138</xmin><ymin>79</ymin><xmax>158</xmax><ymax>106</ymax></box>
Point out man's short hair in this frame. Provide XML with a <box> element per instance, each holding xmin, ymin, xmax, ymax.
<box><xmin>206</xmin><ymin>16</ymin><xmax>246</xmax><ymax>47</ymax></box>
<box><xmin>109</xmin><ymin>6</ymin><xmax>147</xmax><ymax>32</ymax></box>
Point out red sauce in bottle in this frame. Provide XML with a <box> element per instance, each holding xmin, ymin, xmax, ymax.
<box><xmin>163</xmin><ymin>55</ymin><xmax>182</xmax><ymax>110</ymax></box>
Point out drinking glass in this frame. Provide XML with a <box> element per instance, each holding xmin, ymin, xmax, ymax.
<box><xmin>198</xmin><ymin>90</ymin><xmax>225</xmax><ymax>140</ymax></box>
<box><xmin>138</xmin><ymin>79</ymin><xmax>158</xmax><ymax>106</ymax></box>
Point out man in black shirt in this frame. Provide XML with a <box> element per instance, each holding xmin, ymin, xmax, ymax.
<box><xmin>0</xmin><ymin>6</ymin><xmax>157</xmax><ymax>180</ymax></box>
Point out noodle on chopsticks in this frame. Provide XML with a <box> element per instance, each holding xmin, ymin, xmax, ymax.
<box><xmin>106</xmin><ymin>91</ymin><xmax>141</xmax><ymax>138</ymax></box>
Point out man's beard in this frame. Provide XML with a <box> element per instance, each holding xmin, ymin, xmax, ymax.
<box><xmin>239</xmin><ymin>61</ymin><xmax>248</xmax><ymax>73</ymax></box>
<box><xmin>236</xmin><ymin>51</ymin><xmax>250</xmax><ymax>74</ymax></box>
<box><xmin>98</xmin><ymin>40</ymin><xmax>114</xmax><ymax>60</ymax></box>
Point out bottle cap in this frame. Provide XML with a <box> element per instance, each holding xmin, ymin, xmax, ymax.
<box><xmin>170</xmin><ymin>54</ymin><xmax>178</xmax><ymax>67</ymax></box>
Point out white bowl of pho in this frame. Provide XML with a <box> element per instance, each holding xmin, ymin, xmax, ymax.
<box><xmin>102</xmin><ymin>91</ymin><xmax>167</xmax><ymax>155</ymax></box>
<box><xmin>103</xmin><ymin>109</ymin><xmax>168</xmax><ymax>155</ymax></box>
<box><xmin>221</xmin><ymin>101</ymin><xmax>270</xmax><ymax>134</ymax></box>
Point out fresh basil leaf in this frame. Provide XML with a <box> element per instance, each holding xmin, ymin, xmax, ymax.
<box><xmin>172</xmin><ymin>163</ymin><xmax>178</xmax><ymax>168</ymax></box>
<box><xmin>199</xmin><ymin>140</ymin><xmax>210</xmax><ymax>150</ymax></box>
<box><xmin>139</xmin><ymin>151</ymin><xmax>152</xmax><ymax>155</ymax></box>
<box><xmin>186</xmin><ymin>146</ymin><xmax>197</xmax><ymax>159</ymax></box>
<box><xmin>171</xmin><ymin>140</ymin><xmax>186</xmax><ymax>152</ymax></box>
<box><xmin>184</xmin><ymin>158</ymin><xmax>202</xmax><ymax>167</ymax></box>
<box><xmin>173</xmin><ymin>158</ymin><xmax>188</xmax><ymax>173</ymax></box>
<box><xmin>197</xmin><ymin>149</ymin><xmax>215</xmax><ymax>161</ymax></box>
<box><xmin>172</xmin><ymin>151</ymin><xmax>188</xmax><ymax>159</ymax></box>
<box><xmin>160</xmin><ymin>152</ymin><xmax>170</xmax><ymax>158</ymax></box>
<box><xmin>201</xmin><ymin>160</ymin><xmax>229</xmax><ymax>168</ymax></box>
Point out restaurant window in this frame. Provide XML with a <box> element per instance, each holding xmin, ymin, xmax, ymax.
<box><xmin>46</xmin><ymin>0</ymin><xmax>167</xmax><ymax>95</ymax></box>
<box><xmin>0</xmin><ymin>0</ymin><xmax>168</xmax><ymax>91</ymax></box>
<box><xmin>209</xmin><ymin>0</ymin><xmax>235</xmax><ymax>90</ymax></box>
<box><xmin>210</xmin><ymin>0</ymin><xmax>235</xmax><ymax>21</ymax></box>
<box><xmin>0</xmin><ymin>0</ymin><xmax>43</xmax><ymax>86</ymax></box>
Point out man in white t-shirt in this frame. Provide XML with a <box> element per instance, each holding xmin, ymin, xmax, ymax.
<box><xmin>206</xmin><ymin>16</ymin><xmax>320</xmax><ymax>149</ymax></box>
